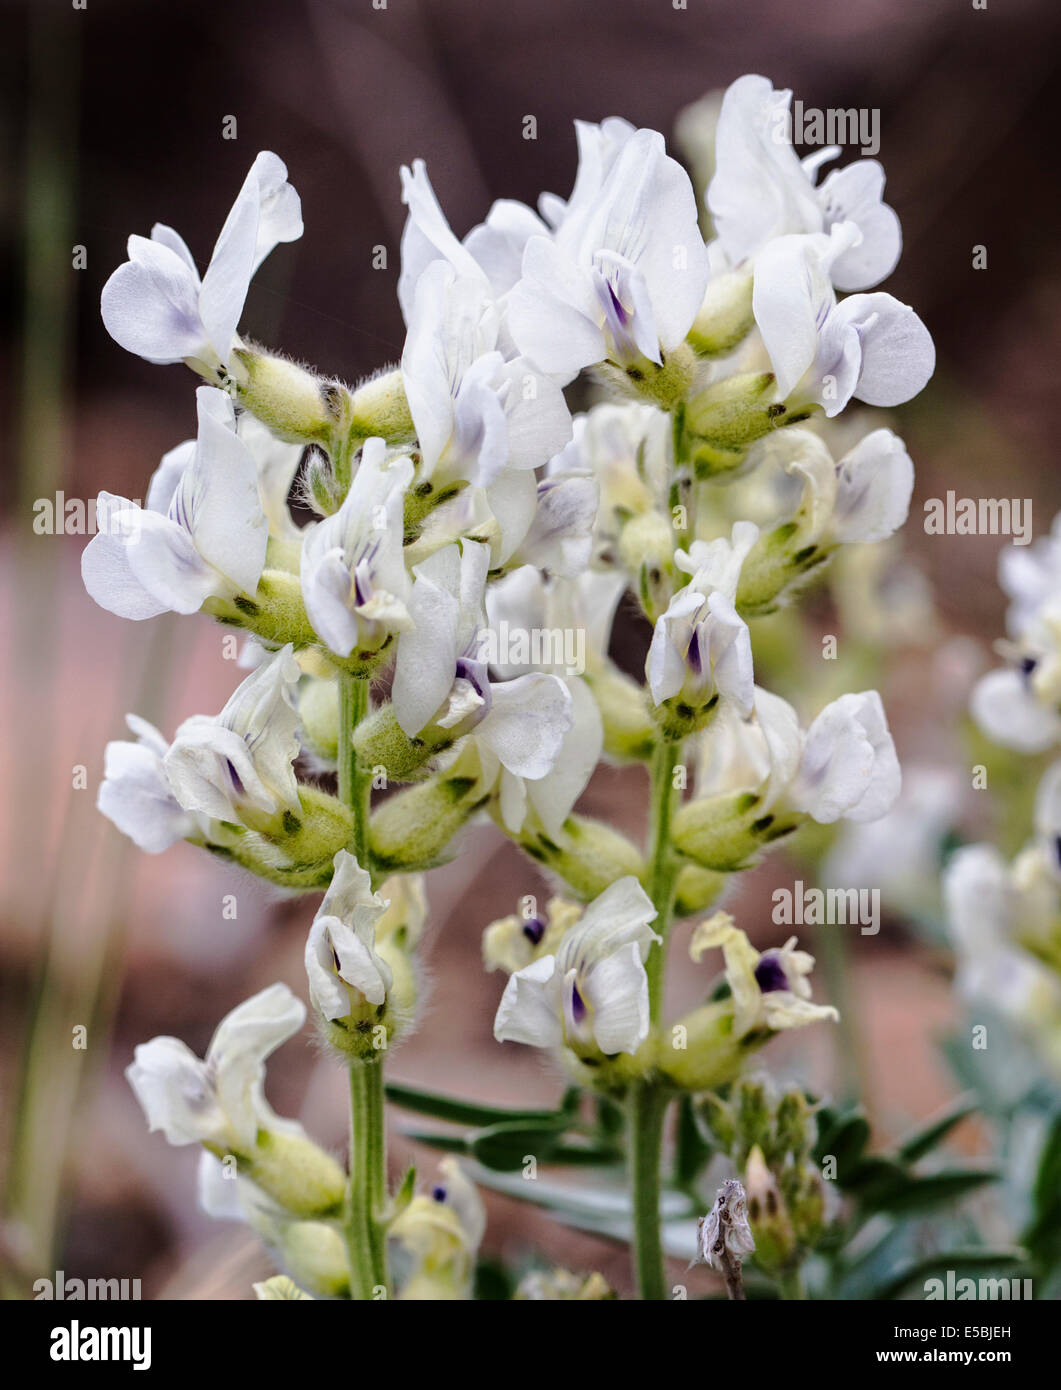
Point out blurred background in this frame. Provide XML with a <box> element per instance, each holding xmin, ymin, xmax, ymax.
<box><xmin>1</xmin><ymin>0</ymin><xmax>1059</xmax><ymax>1298</ymax></box>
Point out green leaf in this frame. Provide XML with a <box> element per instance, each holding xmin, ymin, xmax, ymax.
<box><xmin>874</xmin><ymin>1249</ymin><xmax>1028</xmax><ymax>1301</ymax></box>
<box><xmin>842</xmin><ymin>1156</ymin><xmax>910</xmax><ymax>1207</ymax></box>
<box><xmin>1033</xmin><ymin>1110</ymin><xmax>1061</xmax><ymax>1220</ymax></box>
<box><xmin>386</xmin><ymin>1081</ymin><xmax>566</xmax><ymax>1129</ymax></box>
<box><xmin>896</xmin><ymin>1094</ymin><xmax>978</xmax><ymax>1164</ymax></box>
<box><xmin>1021</xmin><ymin>1110</ymin><xmax>1061</xmax><ymax>1268</ymax></box>
<box><xmin>390</xmin><ymin>1164</ymin><xmax>417</xmax><ymax>1220</ymax></box>
<box><xmin>870</xmin><ymin>1168</ymin><xmax>999</xmax><ymax>1216</ymax></box>
<box><xmin>399</xmin><ymin>1129</ymin><xmax>470</xmax><ymax>1155</ymax></box>
<box><xmin>816</xmin><ymin>1111</ymin><xmax>871</xmax><ymax>1180</ymax></box>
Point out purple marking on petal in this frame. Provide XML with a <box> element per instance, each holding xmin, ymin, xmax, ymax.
<box><xmin>570</xmin><ymin>981</ymin><xmax>587</xmax><ymax>1024</ymax></box>
<box><xmin>754</xmin><ymin>954</ymin><xmax>789</xmax><ymax>994</ymax></box>
<box><xmin>522</xmin><ymin>916</ymin><xmax>546</xmax><ymax>945</ymax></box>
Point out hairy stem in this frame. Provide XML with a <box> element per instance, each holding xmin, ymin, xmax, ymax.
<box><xmin>629</xmin><ymin>737</ymin><xmax>683</xmax><ymax>1300</ymax></box>
<box><xmin>338</xmin><ymin>672</ymin><xmax>372</xmax><ymax>866</ymax></box>
<box><xmin>346</xmin><ymin>1059</ymin><xmax>388</xmax><ymax>1300</ymax></box>
<box><xmin>338</xmin><ymin>672</ymin><xmax>388</xmax><ymax>1298</ymax></box>
<box><xmin>644</xmin><ymin>737</ymin><xmax>682</xmax><ymax>1020</ymax></box>
<box><xmin>628</xmin><ymin>1080</ymin><xmax>668</xmax><ymax>1301</ymax></box>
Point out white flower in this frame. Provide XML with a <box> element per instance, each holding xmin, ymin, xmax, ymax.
<box><xmin>97</xmin><ymin>715</ymin><xmax>201</xmax><ymax>853</ymax></box>
<box><xmin>493</xmin><ymin>877</ymin><xmax>659</xmax><ymax>1056</ymax></box>
<box><xmin>240</xmin><ymin>414</ymin><xmax>306</xmax><ymax>543</ymax></box>
<box><xmin>695</xmin><ymin>685</ymin><xmax>803</xmax><ymax>812</ymax></box>
<box><xmin>81</xmin><ymin>387</ymin><xmax>268</xmax><ymax>619</ymax></box>
<box><xmin>101</xmin><ymin>151</ymin><xmax>302</xmax><ymax>369</ymax></box>
<box><xmin>390</xmin><ymin>1158</ymin><xmax>486</xmax><ymax>1301</ymax></box>
<box><xmin>708</xmin><ymin>75</ymin><xmax>901</xmax><ymax>290</ymax></box>
<box><xmin>126</xmin><ymin>983</ymin><xmax>305</xmax><ymax>1151</ymax></box>
<box><xmin>549</xmin><ymin>402</ymin><xmax>672</xmax><ymax>558</ymax></box>
<box><xmin>397</xmin><ymin>158</ymin><xmax>545</xmax><ymax>319</ymax></box>
<box><xmin>788</xmin><ymin>689</ymin><xmax>901</xmax><ymax>823</ymax></box>
<box><xmin>752</xmin><ymin>224</ymin><xmax>934</xmax><ymax>417</ymax></box>
<box><xmin>943</xmin><ymin>845</ymin><xmax>1061</xmax><ymax>1022</ymax></box>
<box><xmin>689</xmin><ymin>912</ymin><xmax>838</xmax><ymax>1036</ymax></box>
<box><xmin>401</xmin><ymin>261</ymin><xmax>571</xmax><ymax>489</ymax></box>
<box><xmin>504</xmin><ymin>471</ymin><xmax>599</xmax><ymax>578</ymax></box>
<box><xmin>164</xmin><ymin>645</ymin><xmax>302</xmax><ymax>826</ymax></box>
<box><xmin>772</xmin><ymin>427</ymin><xmax>914</xmax><ymax>548</ymax></box>
<box><xmin>507</xmin><ymin>123</ymin><xmax>711</xmax><ymax>381</ymax></box>
<box><xmin>300</xmin><ymin>439</ymin><xmax>413</xmax><ymax>658</ymax></box>
<box><xmin>970</xmin><ymin>665</ymin><xmax>1061</xmax><ymax>754</ymax></box>
<box><xmin>482</xmin><ymin>896</ymin><xmax>582</xmax><ymax>975</ymax></box>
<box><xmin>392</xmin><ymin>541</ymin><xmax>573</xmax><ymax>780</ymax></box>
<box><xmin>481</xmin><ymin>567</ymin><xmax>603</xmax><ymax>835</ymax></box>
<box><xmin>822</xmin><ymin>766</ymin><xmax>960</xmax><ymax>919</ymax></box>
<box><xmin>305</xmin><ymin>851</ymin><xmax>392</xmax><ymax>1020</ymax></box>
<box><xmin>999</xmin><ymin>511</ymin><xmax>1061</xmax><ymax>638</ymax></box>
<box><xmin>647</xmin><ymin>522</ymin><xmax>758</xmax><ymax>712</ymax></box>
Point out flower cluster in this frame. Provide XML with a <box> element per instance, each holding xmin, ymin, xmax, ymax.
<box><xmin>944</xmin><ymin>513</ymin><xmax>1061</xmax><ymax>1065</ymax></box>
<box><xmin>89</xmin><ymin>73</ymin><xmax>932</xmax><ymax>1299</ymax></box>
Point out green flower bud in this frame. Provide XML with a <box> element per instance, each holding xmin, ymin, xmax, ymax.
<box><xmin>231</xmin><ymin>347</ymin><xmax>347</xmax><ymax>446</ymax></box>
<box><xmin>743</xmin><ymin>1144</ymin><xmax>797</xmax><ymax>1275</ymax></box>
<box><xmin>672</xmin><ymin>790</ymin><xmax>802</xmax><ymax>871</ymax></box>
<box><xmin>590</xmin><ymin>670</ymin><xmax>657</xmax><ymax>762</ymax></box>
<box><xmin>620</xmin><ymin>511</ymin><xmax>678</xmax><ymax>621</ymax></box>
<box><xmin>695</xmin><ymin>1092</ymin><xmax>737</xmax><ymax>1152</ymax></box>
<box><xmin>349</xmin><ymin>368</ymin><xmax>415</xmax><ymax>444</ymax></box>
<box><xmin>659</xmin><ymin>1000</ymin><xmax>765</xmax><ymax>1091</ymax></box>
<box><xmin>735</xmin><ymin>1076</ymin><xmax>773</xmax><ymax>1162</ymax></box>
<box><xmin>515</xmin><ymin>814</ymin><xmax>646</xmax><ymax>900</ymax></box>
<box><xmin>278</xmin><ymin>1221</ymin><xmax>350</xmax><ymax>1299</ymax></box>
<box><xmin>673</xmin><ymin>863</ymin><xmax>728</xmax><ymax>917</ymax></box>
<box><xmin>689</xmin><ymin>438</ymin><xmax>751</xmax><ymax>480</ymax></box>
<box><xmin>596</xmin><ymin>342</ymin><xmax>698</xmax><ymax>412</ymax></box>
<box><xmin>774</xmin><ymin>1089</ymin><xmax>813</xmax><ymax>1162</ymax></box>
<box><xmin>221</xmin><ymin>785</ymin><xmax>353</xmax><ymax>889</ymax></box>
<box><xmin>736</xmin><ymin>522</ymin><xmax>833</xmax><ymax>618</ymax></box>
<box><xmin>403</xmin><ymin>475</ymin><xmax>468</xmax><ymax>539</ymax></box>
<box><xmin>204</xmin><ymin>569</ymin><xmax>317</xmax><ymax>649</ymax></box>
<box><xmin>370</xmin><ymin>757</ymin><xmax>488</xmax><ymax>873</ymax></box>
<box><xmin>686</xmin><ymin>373</ymin><xmax>814</xmax><ymax>456</ymax></box>
<box><xmin>353</xmin><ymin>703</ymin><xmax>456</xmax><ymax>783</ymax></box>
<box><xmin>687</xmin><ymin>273</ymin><xmax>755</xmax><ymax>358</ymax></box>
<box><xmin>238</xmin><ymin>1129</ymin><xmax>345</xmax><ymax>1219</ymax></box>
<box><xmin>299</xmin><ymin>677</ymin><xmax>340</xmax><ymax>764</ymax></box>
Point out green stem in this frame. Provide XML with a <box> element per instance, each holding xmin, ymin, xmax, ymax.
<box><xmin>338</xmin><ymin>672</ymin><xmax>372</xmax><ymax>866</ymax></box>
<box><xmin>628</xmin><ymin>1081</ymin><xmax>668</xmax><ymax>1301</ymax></box>
<box><xmin>644</xmin><ymin>737</ymin><xmax>681</xmax><ymax>1021</ymax></box>
<box><xmin>337</xmin><ymin>673</ymin><xmax>388</xmax><ymax>1299</ymax></box>
<box><xmin>345</xmin><ymin>1059</ymin><xmax>388</xmax><ymax>1300</ymax></box>
<box><xmin>778</xmin><ymin>1266</ymin><xmax>807</xmax><ymax>1300</ymax></box>
<box><xmin>628</xmin><ymin>737</ymin><xmax>683</xmax><ymax>1300</ymax></box>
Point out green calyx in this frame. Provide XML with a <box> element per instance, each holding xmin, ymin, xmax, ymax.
<box><xmin>671</xmin><ymin>789</ymin><xmax>803</xmax><ymax>871</ymax></box>
<box><xmin>514</xmin><ymin>813</ymin><xmax>646</xmax><ymax>901</ymax></box>
<box><xmin>236</xmin><ymin>1129</ymin><xmax>346</xmax><ymax>1219</ymax></box>
<box><xmin>686</xmin><ymin>273</ymin><xmax>755</xmax><ymax>358</ymax></box>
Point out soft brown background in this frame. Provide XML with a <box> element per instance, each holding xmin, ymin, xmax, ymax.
<box><xmin>1</xmin><ymin>0</ymin><xmax>1059</xmax><ymax>1298</ymax></box>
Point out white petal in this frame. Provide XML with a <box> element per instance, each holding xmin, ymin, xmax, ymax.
<box><xmin>583</xmin><ymin>940</ymin><xmax>650</xmax><ymax>1054</ymax></box>
<box><xmin>791</xmin><ymin>690</ymin><xmax>900</xmax><ymax>823</ymax></box>
<box><xmin>970</xmin><ymin>668</ymin><xmax>1061</xmax><ymax>752</ymax></box>
<box><xmin>126</xmin><ymin>1037</ymin><xmax>226</xmax><ymax>1146</ymax></box>
<box><xmin>831</xmin><ymin>428</ymin><xmax>914</xmax><ymax>544</ymax></box>
<box><xmin>493</xmin><ymin>955</ymin><xmax>563</xmax><ymax>1048</ymax></box>
<box><xmin>101</xmin><ymin>238</ymin><xmax>205</xmax><ymax>363</ymax></box>
<box><xmin>477</xmin><ymin>673</ymin><xmax>573</xmax><ymax>779</ymax></box>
